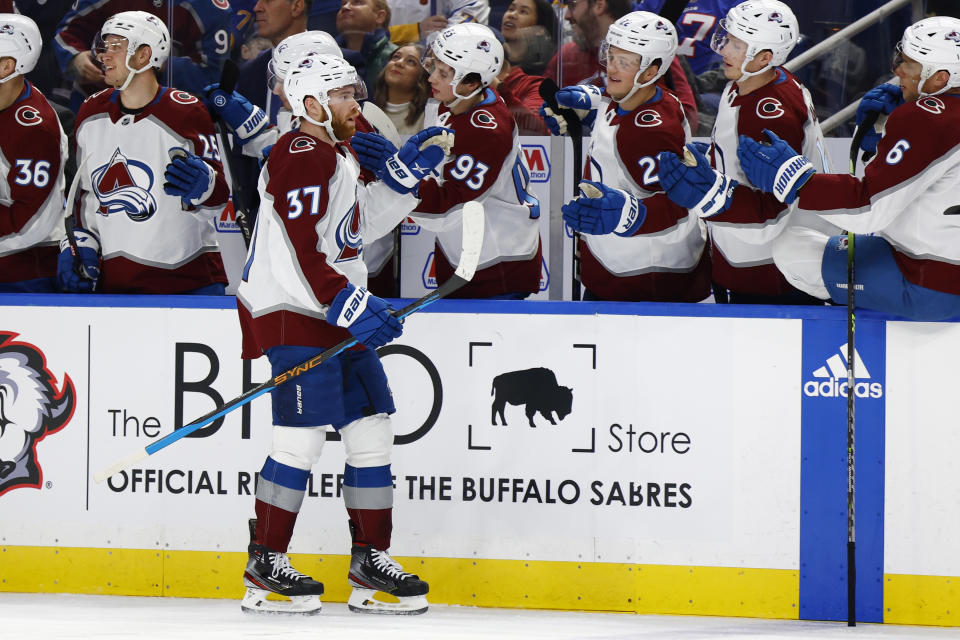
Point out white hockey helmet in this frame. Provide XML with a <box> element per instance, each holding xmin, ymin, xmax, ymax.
<box><xmin>711</xmin><ymin>0</ymin><xmax>798</xmax><ymax>78</ymax></box>
<box><xmin>268</xmin><ymin>30</ymin><xmax>342</xmax><ymax>90</ymax></box>
<box><xmin>284</xmin><ymin>52</ymin><xmax>367</xmax><ymax>141</ymax></box>
<box><xmin>895</xmin><ymin>16</ymin><xmax>960</xmax><ymax>96</ymax></box>
<box><xmin>600</xmin><ymin>11</ymin><xmax>678</xmax><ymax>103</ymax></box>
<box><xmin>94</xmin><ymin>11</ymin><xmax>170</xmax><ymax>91</ymax></box>
<box><xmin>425</xmin><ymin>23</ymin><xmax>503</xmax><ymax>103</ymax></box>
<box><xmin>0</xmin><ymin>14</ymin><xmax>41</xmax><ymax>84</ymax></box>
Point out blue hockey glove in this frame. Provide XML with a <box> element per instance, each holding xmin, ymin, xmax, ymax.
<box><xmin>327</xmin><ymin>283</ymin><xmax>403</xmax><ymax>349</ymax></box>
<box><xmin>689</xmin><ymin>140</ymin><xmax>711</xmax><ymax>156</ymax></box>
<box><xmin>352</xmin><ymin>126</ymin><xmax>453</xmax><ymax>194</ymax></box>
<box><xmin>658</xmin><ymin>144</ymin><xmax>738</xmax><ymax>218</ymax></box>
<box><xmin>737</xmin><ymin>129</ymin><xmax>815</xmax><ymax>205</ymax></box>
<box><xmin>57</xmin><ymin>229</ymin><xmax>100</xmax><ymax>293</ymax></box>
<box><xmin>539</xmin><ymin>84</ymin><xmax>602</xmax><ymax>135</ymax></box>
<box><xmin>203</xmin><ymin>83</ymin><xmax>268</xmax><ymax>142</ymax></box>
<box><xmin>351</xmin><ymin>130</ymin><xmax>397</xmax><ymax>178</ymax></box>
<box><xmin>561</xmin><ymin>180</ymin><xmax>646</xmax><ymax>236</ymax></box>
<box><xmin>163</xmin><ymin>149</ymin><xmax>216</xmax><ymax>207</ymax></box>
<box><xmin>855</xmin><ymin>84</ymin><xmax>903</xmax><ymax>154</ymax></box>
<box><xmin>258</xmin><ymin>144</ymin><xmax>274</xmax><ymax>169</ymax></box>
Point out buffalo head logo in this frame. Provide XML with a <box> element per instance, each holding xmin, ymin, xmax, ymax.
<box><xmin>491</xmin><ymin>367</ymin><xmax>573</xmax><ymax>428</ymax></box>
<box><xmin>0</xmin><ymin>333</ymin><xmax>75</xmax><ymax>497</ymax></box>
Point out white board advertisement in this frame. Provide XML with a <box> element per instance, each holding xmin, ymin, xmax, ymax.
<box><xmin>0</xmin><ymin>305</ymin><xmax>800</xmax><ymax>571</ymax></box>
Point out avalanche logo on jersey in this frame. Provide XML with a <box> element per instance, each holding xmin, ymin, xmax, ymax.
<box><xmin>14</xmin><ymin>105</ymin><xmax>42</xmax><ymax>127</ymax></box>
<box><xmin>756</xmin><ymin>97</ymin><xmax>785</xmax><ymax>119</ymax></box>
<box><xmin>335</xmin><ymin>201</ymin><xmax>363</xmax><ymax>262</ymax></box>
<box><xmin>91</xmin><ymin>148</ymin><xmax>158</xmax><ymax>222</ymax></box>
<box><xmin>471</xmin><ymin>109</ymin><xmax>497</xmax><ymax>130</ymax></box>
<box><xmin>0</xmin><ymin>333</ymin><xmax>76</xmax><ymax>498</ymax></box>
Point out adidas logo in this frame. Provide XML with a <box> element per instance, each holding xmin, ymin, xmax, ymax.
<box><xmin>803</xmin><ymin>343</ymin><xmax>883</xmax><ymax>399</ymax></box>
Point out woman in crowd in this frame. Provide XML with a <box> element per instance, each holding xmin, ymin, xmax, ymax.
<box><xmin>372</xmin><ymin>43</ymin><xmax>430</xmax><ymax>135</ymax></box>
<box><xmin>499</xmin><ymin>0</ymin><xmax>557</xmax><ymax>76</ymax></box>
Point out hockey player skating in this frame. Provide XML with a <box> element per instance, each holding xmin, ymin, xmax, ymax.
<box><xmin>735</xmin><ymin>16</ymin><xmax>960</xmax><ymax>321</ymax></box>
<box><xmin>554</xmin><ymin>12</ymin><xmax>711</xmax><ymax>301</ymax></box>
<box><xmin>60</xmin><ymin>11</ymin><xmax>231</xmax><ymax>294</ymax></box>
<box><xmin>353</xmin><ymin>23</ymin><xmax>543</xmax><ymax>298</ymax></box>
<box><xmin>237</xmin><ymin>52</ymin><xmax>451</xmax><ymax>615</ymax></box>
<box><xmin>0</xmin><ymin>14</ymin><xmax>68</xmax><ymax>293</ymax></box>
<box><xmin>657</xmin><ymin>0</ymin><xmax>832</xmax><ymax>304</ymax></box>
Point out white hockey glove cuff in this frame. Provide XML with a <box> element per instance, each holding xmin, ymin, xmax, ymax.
<box><xmin>771</xmin><ymin>155</ymin><xmax>815</xmax><ymax>204</ymax></box>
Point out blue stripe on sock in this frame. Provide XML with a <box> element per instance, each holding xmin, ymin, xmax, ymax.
<box><xmin>261</xmin><ymin>457</ymin><xmax>310</xmax><ymax>490</ymax></box>
<box><xmin>343</xmin><ymin>464</ymin><xmax>392</xmax><ymax>488</ymax></box>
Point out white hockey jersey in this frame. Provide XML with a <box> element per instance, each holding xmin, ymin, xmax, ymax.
<box><xmin>707</xmin><ymin>67</ymin><xmax>829</xmax><ymax>295</ymax></box>
<box><xmin>0</xmin><ymin>81</ymin><xmax>67</xmax><ymax>285</ymax></box>
<box><xmin>581</xmin><ymin>88</ymin><xmax>710</xmax><ymax>301</ymax></box>
<box><xmin>237</xmin><ymin>130</ymin><xmax>417</xmax><ymax>356</ymax></box>
<box><xmin>416</xmin><ymin>89</ymin><xmax>542</xmax><ymax>298</ymax></box>
<box><xmin>74</xmin><ymin>87</ymin><xmax>230</xmax><ymax>294</ymax></box>
<box><xmin>798</xmin><ymin>94</ymin><xmax>960</xmax><ymax>296</ymax></box>
<box><xmin>389</xmin><ymin>0</ymin><xmax>489</xmax><ymax>31</ymax></box>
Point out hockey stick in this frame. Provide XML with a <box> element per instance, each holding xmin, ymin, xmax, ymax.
<box><xmin>214</xmin><ymin>59</ymin><xmax>254</xmax><ymax>246</ymax></box>
<box><xmin>844</xmin><ymin>115</ymin><xmax>875</xmax><ymax>627</ymax></box>
<box><xmin>539</xmin><ymin>77</ymin><xmax>583</xmax><ymax>300</ymax></box>
<box><xmin>63</xmin><ymin>159</ymin><xmax>95</xmax><ymax>282</ymax></box>
<box><xmin>93</xmin><ymin>201</ymin><xmax>485</xmax><ymax>483</ymax></box>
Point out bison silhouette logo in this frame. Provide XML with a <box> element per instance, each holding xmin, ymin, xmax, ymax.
<box><xmin>0</xmin><ymin>333</ymin><xmax>76</xmax><ymax>497</ymax></box>
<box><xmin>491</xmin><ymin>367</ymin><xmax>573</xmax><ymax>428</ymax></box>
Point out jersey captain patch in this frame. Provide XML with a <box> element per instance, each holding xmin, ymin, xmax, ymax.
<box><xmin>91</xmin><ymin>148</ymin><xmax>158</xmax><ymax>222</ymax></box>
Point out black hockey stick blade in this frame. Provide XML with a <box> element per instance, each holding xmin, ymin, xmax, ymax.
<box><xmin>849</xmin><ymin>111</ymin><xmax>880</xmax><ymax>174</ymax></box>
<box><xmin>220</xmin><ymin>58</ymin><xmax>239</xmax><ymax>93</ymax></box>
<box><xmin>94</xmin><ymin>203</ymin><xmax>486</xmax><ymax>483</ymax></box>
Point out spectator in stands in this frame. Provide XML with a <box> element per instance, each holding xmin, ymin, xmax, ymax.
<box><xmin>500</xmin><ymin>0</ymin><xmax>558</xmax><ymax>76</ymax></box>
<box><xmin>492</xmin><ymin>27</ymin><xmax>548</xmax><ymax>135</ymax></box>
<box><xmin>237</xmin><ymin>0</ymin><xmax>311</xmax><ymax>125</ymax></box>
<box><xmin>546</xmin><ymin>0</ymin><xmax>698</xmax><ymax>129</ymax></box>
<box><xmin>372</xmin><ymin>44</ymin><xmax>429</xmax><ymax>135</ymax></box>
<box><xmin>387</xmin><ymin>0</ymin><xmax>490</xmax><ymax>44</ymax></box>
<box><xmin>335</xmin><ymin>0</ymin><xmax>397</xmax><ymax>88</ymax></box>
<box><xmin>53</xmin><ymin>0</ymin><xmax>232</xmax><ymax>112</ymax></box>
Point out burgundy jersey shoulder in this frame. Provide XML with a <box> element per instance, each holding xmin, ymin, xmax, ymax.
<box><xmin>733</xmin><ymin>68</ymin><xmax>810</xmax><ymax>150</ymax></box>
<box><xmin>613</xmin><ymin>88</ymin><xmax>688</xmax><ymax>158</ymax></box>
<box><xmin>266</xmin><ymin>131</ymin><xmax>339</xmax><ymax>199</ymax></box>
<box><xmin>75</xmin><ymin>88</ymin><xmax>117</xmax><ymax>130</ymax></box>
<box><xmin>7</xmin><ymin>83</ymin><xmax>63</xmax><ymax>143</ymax></box>
<box><xmin>147</xmin><ymin>88</ymin><xmax>217</xmax><ymax>137</ymax></box>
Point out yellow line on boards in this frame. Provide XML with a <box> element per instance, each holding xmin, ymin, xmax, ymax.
<box><xmin>1</xmin><ymin>546</ymin><xmax>797</xmax><ymax>618</ymax></box>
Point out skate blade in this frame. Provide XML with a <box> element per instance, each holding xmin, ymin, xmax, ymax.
<box><xmin>347</xmin><ymin>588</ymin><xmax>428</xmax><ymax>615</ymax></box>
<box><xmin>240</xmin><ymin>588</ymin><xmax>322</xmax><ymax>615</ymax></box>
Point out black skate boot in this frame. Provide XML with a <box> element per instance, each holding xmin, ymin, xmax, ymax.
<box><xmin>347</xmin><ymin>544</ymin><xmax>430</xmax><ymax>615</ymax></box>
<box><xmin>241</xmin><ymin>519</ymin><xmax>324</xmax><ymax>615</ymax></box>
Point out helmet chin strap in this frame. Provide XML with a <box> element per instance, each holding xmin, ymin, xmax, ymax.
<box><xmin>615</xmin><ymin>67</ymin><xmax>658</xmax><ymax>105</ymax></box>
<box><xmin>446</xmin><ymin>77</ymin><xmax>483</xmax><ymax>110</ymax></box>
<box><xmin>116</xmin><ymin>53</ymin><xmax>153</xmax><ymax>92</ymax></box>
<box><xmin>0</xmin><ymin>69</ymin><xmax>21</xmax><ymax>84</ymax></box>
<box><xmin>737</xmin><ymin>51</ymin><xmax>774</xmax><ymax>79</ymax></box>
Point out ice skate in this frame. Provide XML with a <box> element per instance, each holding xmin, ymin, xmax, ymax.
<box><xmin>240</xmin><ymin>520</ymin><xmax>323</xmax><ymax>615</ymax></box>
<box><xmin>347</xmin><ymin>545</ymin><xmax>429</xmax><ymax>615</ymax></box>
